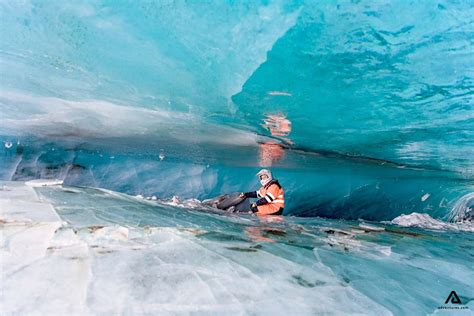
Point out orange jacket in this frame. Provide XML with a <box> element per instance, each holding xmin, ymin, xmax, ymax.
<box><xmin>255</xmin><ymin>180</ymin><xmax>285</xmax><ymax>216</ymax></box>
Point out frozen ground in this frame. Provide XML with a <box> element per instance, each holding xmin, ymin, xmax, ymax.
<box><xmin>1</xmin><ymin>180</ymin><xmax>473</xmax><ymax>315</ymax></box>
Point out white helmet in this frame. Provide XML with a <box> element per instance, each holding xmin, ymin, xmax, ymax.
<box><xmin>256</xmin><ymin>169</ymin><xmax>272</xmax><ymax>186</ymax></box>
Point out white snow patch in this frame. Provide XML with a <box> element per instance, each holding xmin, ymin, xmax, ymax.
<box><xmin>391</xmin><ymin>212</ymin><xmax>474</xmax><ymax>232</ymax></box>
<box><xmin>25</xmin><ymin>179</ymin><xmax>64</xmax><ymax>187</ymax></box>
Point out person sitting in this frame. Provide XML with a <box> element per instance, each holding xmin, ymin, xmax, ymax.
<box><xmin>240</xmin><ymin>169</ymin><xmax>285</xmax><ymax>216</ymax></box>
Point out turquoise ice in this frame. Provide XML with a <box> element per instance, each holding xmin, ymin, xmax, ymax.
<box><xmin>1</xmin><ymin>1</ymin><xmax>473</xmax><ymax>220</ymax></box>
<box><xmin>1</xmin><ymin>1</ymin><xmax>473</xmax><ymax>218</ymax></box>
<box><xmin>0</xmin><ymin>1</ymin><xmax>473</xmax><ymax>314</ymax></box>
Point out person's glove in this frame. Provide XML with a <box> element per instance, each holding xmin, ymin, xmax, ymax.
<box><xmin>250</xmin><ymin>203</ymin><xmax>258</xmax><ymax>214</ymax></box>
<box><xmin>239</xmin><ymin>192</ymin><xmax>246</xmax><ymax>198</ymax></box>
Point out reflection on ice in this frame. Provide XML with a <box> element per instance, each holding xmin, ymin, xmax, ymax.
<box><xmin>1</xmin><ymin>181</ymin><xmax>473</xmax><ymax>315</ymax></box>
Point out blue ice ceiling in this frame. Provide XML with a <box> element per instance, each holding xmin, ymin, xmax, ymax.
<box><xmin>1</xmin><ymin>0</ymin><xmax>473</xmax><ymax>220</ymax></box>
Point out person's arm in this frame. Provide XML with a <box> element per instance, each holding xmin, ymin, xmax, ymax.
<box><xmin>241</xmin><ymin>191</ymin><xmax>258</xmax><ymax>198</ymax></box>
<box><xmin>255</xmin><ymin>197</ymin><xmax>268</xmax><ymax>206</ymax></box>
<box><xmin>255</xmin><ymin>184</ymin><xmax>278</xmax><ymax>206</ymax></box>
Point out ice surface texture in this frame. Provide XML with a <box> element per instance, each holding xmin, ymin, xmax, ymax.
<box><xmin>1</xmin><ymin>181</ymin><xmax>473</xmax><ymax>315</ymax></box>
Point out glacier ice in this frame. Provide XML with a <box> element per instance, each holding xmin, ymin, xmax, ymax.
<box><xmin>0</xmin><ymin>1</ymin><xmax>473</xmax><ymax>313</ymax></box>
<box><xmin>1</xmin><ymin>135</ymin><xmax>472</xmax><ymax>221</ymax></box>
<box><xmin>1</xmin><ymin>181</ymin><xmax>473</xmax><ymax>315</ymax></box>
<box><xmin>1</xmin><ymin>0</ymin><xmax>473</xmax><ymax>221</ymax></box>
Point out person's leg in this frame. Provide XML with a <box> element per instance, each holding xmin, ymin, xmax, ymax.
<box><xmin>256</xmin><ymin>203</ymin><xmax>280</xmax><ymax>215</ymax></box>
<box><xmin>234</xmin><ymin>197</ymin><xmax>252</xmax><ymax>213</ymax></box>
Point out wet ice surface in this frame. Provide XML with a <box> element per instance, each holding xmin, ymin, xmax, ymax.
<box><xmin>1</xmin><ymin>181</ymin><xmax>473</xmax><ymax>315</ymax></box>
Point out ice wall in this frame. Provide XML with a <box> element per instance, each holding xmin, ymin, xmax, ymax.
<box><xmin>0</xmin><ymin>0</ymin><xmax>299</xmax><ymax>111</ymax></box>
<box><xmin>233</xmin><ymin>1</ymin><xmax>474</xmax><ymax>174</ymax></box>
<box><xmin>1</xmin><ymin>0</ymin><xmax>473</xmax><ymax>220</ymax></box>
<box><xmin>1</xmin><ymin>137</ymin><xmax>472</xmax><ymax>221</ymax></box>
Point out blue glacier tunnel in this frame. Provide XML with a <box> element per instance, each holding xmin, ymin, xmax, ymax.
<box><xmin>1</xmin><ymin>0</ymin><xmax>473</xmax><ymax>221</ymax></box>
